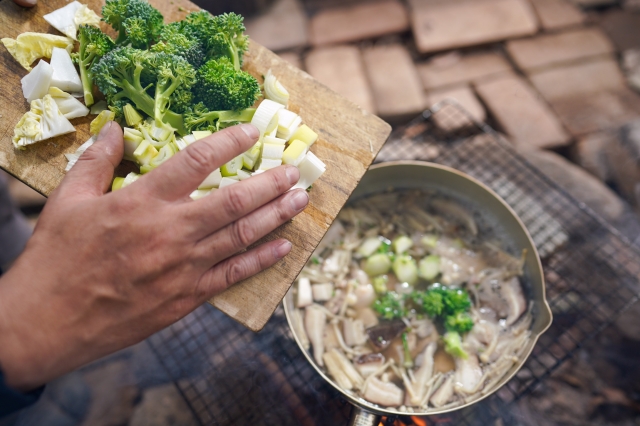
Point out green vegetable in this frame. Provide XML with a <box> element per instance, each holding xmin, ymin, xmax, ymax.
<box><xmin>76</xmin><ymin>25</ymin><xmax>114</xmax><ymax>107</ymax></box>
<box><xmin>151</xmin><ymin>21</ymin><xmax>205</xmax><ymax>68</ymax></box>
<box><xmin>92</xmin><ymin>47</ymin><xmax>195</xmax><ymax>135</ymax></box>
<box><xmin>195</xmin><ymin>57</ymin><xmax>260</xmax><ymax>112</ymax></box>
<box><xmin>102</xmin><ymin>0</ymin><xmax>164</xmax><ymax>49</ymax></box>
<box><xmin>182</xmin><ymin>11</ymin><xmax>249</xmax><ymax>70</ymax></box>
<box><xmin>358</xmin><ymin>237</ymin><xmax>382</xmax><ymax>258</ymax></box>
<box><xmin>372</xmin><ymin>292</ymin><xmax>405</xmax><ymax>320</ymax></box>
<box><xmin>445</xmin><ymin>312</ymin><xmax>474</xmax><ymax>334</ymax></box>
<box><xmin>421</xmin><ymin>234</ymin><xmax>438</xmax><ymax>248</ymax></box>
<box><xmin>418</xmin><ymin>255</ymin><xmax>440</xmax><ymax>280</ymax></box>
<box><xmin>364</xmin><ymin>253</ymin><xmax>392</xmax><ymax>277</ymax></box>
<box><xmin>392</xmin><ymin>235</ymin><xmax>413</xmax><ymax>254</ymax></box>
<box><xmin>443</xmin><ymin>331</ymin><xmax>468</xmax><ymax>359</ymax></box>
<box><xmin>372</xmin><ymin>275</ymin><xmax>388</xmax><ymax>294</ymax></box>
<box><xmin>392</xmin><ymin>255</ymin><xmax>418</xmax><ymax>285</ymax></box>
<box><xmin>412</xmin><ymin>290</ymin><xmax>444</xmax><ymax>317</ymax></box>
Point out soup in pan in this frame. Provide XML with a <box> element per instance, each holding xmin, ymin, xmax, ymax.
<box><xmin>290</xmin><ymin>190</ymin><xmax>533</xmax><ymax>412</ymax></box>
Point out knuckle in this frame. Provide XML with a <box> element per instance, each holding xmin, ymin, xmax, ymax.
<box><xmin>222</xmin><ymin>187</ymin><xmax>250</xmax><ymax>218</ymax></box>
<box><xmin>230</xmin><ymin>219</ymin><xmax>256</xmax><ymax>248</ymax></box>
<box><xmin>183</xmin><ymin>142</ymin><xmax>216</xmax><ymax>176</ymax></box>
<box><xmin>224</xmin><ymin>258</ymin><xmax>246</xmax><ymax>287</ymax></box>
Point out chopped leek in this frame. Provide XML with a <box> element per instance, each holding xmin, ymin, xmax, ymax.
<box><xmin>289</xmin><ymin>124</ymin><xmax>318</xmax><ymax>147</ymax></box>
<box><xmin>199</xmin><ymin>168</ymin><xmax>222</xmax><ymax>189</ymax></box>
<box><xmin>112</xmin><ymin>177</ymin><xmax>125</xmax><ymax>191</ymax></box>
<box><xmin>419</xmin><ymin>255</ymin><xmax>440</xmax><ymax>280</ymax></box>
<box><xmin>192</xmin><ymin>130</ymin><xmax>212</xmax><ymax>140</ymax></box>
<box><xmin>219</xmin><ymin>177</ymin><xmax>239</xmax><ymax>188</ymax></box>
<box><xmin>242</xmin><ymin>141</ymin><xmax>262</xmax><ymax>170</ymax></box>
<box><xmin>392</xmin><ymin>255</ymin><xmax>418</xmax><ymax>286</ymax></box>
<box><xmin>263</xmin><ymin>69</ymin><xmax>289</xmax><ymax>106</ymax></box>
<box><xmin>421</xmin><ymin>234</ymin><xmax>438</xmax><ymax>248</ymax></box>
<box><xmin>282</xmin><ymin>139</ymin><xmax>308</xmax><ymax>166</ymax></box>
<box><xmin>257</xmin><ymin>158</ymin><xmax>282</xmax><ymax>171</ymax></box>
<box><xmin>276</xmin><ymin>109</ymin><xmax>301</xmax><ymax>140</ymax></box>
<box><xmin>262</xmin><ymin>142</ymin><xmax>285</xmax><ymax>160</ymax></box>
<box><xmin>358</xmin><ymin>237</ymin><xmax>382</xmax><ymax>258</ymax></box>
<box><xmin>221</xmin><ymin>155</ymin><xmax>242</xmax><ymax>176</ymax></box>
<box><xmin>364</xmin><ymin>253</ymin><xmax>392</xmax><ymax>277</ymax></box>
<box><xmin>89</xmin><ymin>100</ymin><xmax>108</xmax><ymax>115</ymax></box>
<box><xmin>264</xmin><ymin>135</ymin><xmax>286</xmax><ymax>145</ymax></box>
<box><xmin>133</xmin><ymin>140</ymin><xmax>159</xmax><ymax>166</ymax></box>
<box><xmin>250</xmin><ymin>99</ymin><xmax>284</xmax><ymax>136</ymax></box>
<box><xmin>190</xmin><ymin>189</ymin><xmax>212</xmax><ymax>200</ymax></box>
<box><xmin>236</xmin><ymin>169</ymin><xmax>252</xmax><ymax>180</ymax></box>
<box><xmin>392</xmin><ymin>235</ymin><xmax>413</xmax><ymax>254</ymax></box>
<box><xmin>293</xmin><ymin>151</ymin><xmax>326</xmax><ymax>191</ymax></box>
<box><xmin>372</xmin><ymin>275</ymin><xmax>389</xmax><ymax>294</ymax></box>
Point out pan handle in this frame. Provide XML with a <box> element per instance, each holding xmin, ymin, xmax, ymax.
<box><xmin>348</xmin><ymin>406</ymin><xmax>381</xmax><ymax>426</ymax></box>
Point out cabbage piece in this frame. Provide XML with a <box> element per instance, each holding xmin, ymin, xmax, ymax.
<box><xmin>48</xmin><ymin>87</ymin><xmax>89</xmax><ymax>119</ymax></box>
<box><xmin>44</xmin><ymin>1</ymin><xmax>83</xmax><ymax>39</ymax></box>
<box><xmin>21</xmin><ymin>60</ymin><xmax>53</xmax><ymax>102</ymax></box>
<box><xmin>2</xmin><ymin>33</ymin><xmax>73</xmax><ymax>70</ymax></box>
<box><xmin>49</xmin><ymin>47</ymin><xmax>82</xmax><ymax>93</ymax></box>
<box><xmin>13</xmin><ymin>95</ymin><xmax>75</xmax><ymax>149</ymax></box>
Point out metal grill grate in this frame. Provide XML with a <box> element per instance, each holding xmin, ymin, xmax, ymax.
<box><xmin>147</xmin><ymin>102</ymin><xmax>640</xmax><ymax>425</ymax></box>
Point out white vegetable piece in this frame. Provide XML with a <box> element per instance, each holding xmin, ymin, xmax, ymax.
<box><xmin>311</xmin><ymin>283</ymin><xmax>334</xmax><ymax>302</ymax></box>
<box><xmin>236</xmin><ymin>169</ymin><xmax>252</xmax><ymax>180</ymax></box>
<box><xmin>297</xmin><ymin>277</ymin><xmax>313</xmax><ymax>308</ymax></box>
<box><xmin>48</xmin><ymin>87</ymin><xmax>89</xmax><ymax>119</ymax></box>
<box><xmin>198</xmin><ymin>168</ymin><xmax>223</xmax><ymax>189</ymax></box>
<box><xmin>64</xmin><ymin>134</ymin><xmax>96</xmax><ymax>171</ymax></box>
<box><xmin>304</xmin><ymin>305</ymin><xmax>326</xmax><ymax>366</ymax></box>
<box><xmin>263</xmin><ymin>135</ymin><xmax>286</xmax><ymax>145</ymax></box>
<box><xmin>49</xmin><ymin>47</ymin><xmax>82</xmax><ymax>93</ymax></box>
<box><xmin>262</xmin><ymin>143</ymin><xmax>285</xmax><ymax>160</ymax></box>
<box><xmin>21</xmin><ymin>60</ymin><xmax>53</xmax><ymax>103</ymax></box>
<box><xmin>13</xmin><ymin>94</ymin><xmax>75</xmax><ymax>148</ymax></box>
<box><xmin>258</xmin><ymin>158</ymin><xmax>282</xmax><ymax>171</ymax></box>
<box><xmin>294</xmin><ymin>151</ymin><xmax>326</xmax><ymax>190</ymax></box>
<box><xmin>276</xmin><ymin>109</ymin><xmax>302</xmax><ymax>140</ymax></box>
<box><xmin>89</xmin><ymin>100</ymin><xmax>107</xmax><ymax>115</ymax></box>
<box><xmin>263</xmin><ymin>69</ymin><xmax>289</xmax><ymax>106</ymax></box>
<box><xmin>73</xmin><ymin>5</ymin><xmax>101</xmax><ymax>29</ymax></box>
<box><xmin>250</xmin><ymin>99</ymin><xmax>284</xmax><ymax>136</ymax></box>
<box><xmin>190</xmin><ymin>189</ymin><xmax>212</xmax><ymax>200</ymax></box>
<box><xmin>43</xmin><ymin>1</ymin><xmax>83</xmax><ymax>40</ymax></box>
<box><xmin>218</xmin><ymin>177</ymin><xmax>239</xmax><ymax>188</ymax></box>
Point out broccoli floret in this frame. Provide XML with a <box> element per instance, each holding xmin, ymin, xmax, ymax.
<box><xmin>445</xmin><ymin>312</ymin><xmax>474</xmax><ymax>334</ymax></box>
<box><xmin>76</xmin><ymin>25</ymin><xmax>114</xmax><ymax>107</ymax></box>
<box><xmin>102</xmin><ymin>0</ymin><xmax>164</xmax><ymax>49</ymax></box>
<box><xmin>183</xmin><ymin>102</ymin><xmax>255</xmax><ymax>133</ymax></box>
<box><xmin>443</xmin><ymin>287</ymin><xmax>472</xmax><ymax>316</ymax></box>
<box><xmin>195</xmin><ymin>57</ymin><xmax>260</xmax><ymax>111</ymax></box>
<box><xmin>372</xmin><ymin>291</ymin><xmax>406</xmax><ymax>320</ymax></box>
<box><xmin>92</xmin><ymin>47</ymin><xmax>194</xmax><ymax>135</ymax></box>
<box><xmin>412</xmin><ymin>290</ymin><xmax>444</xmax><ymax>317</ymax></box>
<box><xmin>151</xmin><ymin>22</ymin><xmax>205</xmax><ymax>68</ymax></box>
<box><xmin>443</xmin><ymin>331</ymin><xmax>468</xmax><ymax>359</ymax></box>
<box><xmin>183</xmin><ymin>11</ymin><xmax>249</xmax><ymax>69</ymax></box>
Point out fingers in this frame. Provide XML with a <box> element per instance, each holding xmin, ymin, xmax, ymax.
<box><xmin>195</xmin><ymin>239</ymin><xmax>292</xmax><ymax>297</ymax></box>
<box><xmin>192</xmin><ymin>189</ymin><xmax>308</xmax><ymax>265</ymax></box>
<box><xmin>13</xmin><ymin>0</ymin><xmax>37</xmax><ymax>7</ymax></box>
<box><xmin>55</xmin><ymin>122</ymin><xmax>124</xmax><ymax>201</ymax></box>
<box><xmin>140</xmin><ymin>124</ymin><xmax>259</xmax><ymax>201</ymax></box>
<box><xmin>182</xmin><ymin>165</ymin><xmax>300</xmax><ymax>237</ymax></box>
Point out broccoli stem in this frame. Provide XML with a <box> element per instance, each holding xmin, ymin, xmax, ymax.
<box><xmin>78</xmin><ymin>55</ymin><xmax>95</xmax><ymax>107</ymax></box>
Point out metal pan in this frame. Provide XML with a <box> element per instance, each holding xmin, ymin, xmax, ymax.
<box><xmin>284</xmin><ymin>161</ymin><xmax>553</xmax><ymax>425</ymax></box>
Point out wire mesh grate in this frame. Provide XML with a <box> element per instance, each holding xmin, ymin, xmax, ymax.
<box><xmin>147</xmin><ymin>101</ymin><xmax>640</xmax><ymax>426</ymax></box>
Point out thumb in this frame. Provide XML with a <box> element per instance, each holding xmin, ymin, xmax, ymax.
<box><xmin>56</xmin><ymin>122</ymin><xmax>124</xmax><ymax>200</ymax></box>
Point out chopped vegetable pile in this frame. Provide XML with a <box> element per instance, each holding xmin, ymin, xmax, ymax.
<box><xmin>3</xmin><ymin>0</ymin><xmax>326</xmax><ymax>198</ymax></box>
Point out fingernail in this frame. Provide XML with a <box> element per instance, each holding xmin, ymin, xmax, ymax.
<box><xmin>97</xmin><ymin>121</ymin><xmax>113</xmax><ymax>139</ymax></box>
<box><xmin>274</xmin><ymin>240</ymin><xmax>292</xmax><ymax>259</ymax></box>
<box><xmin>290</xmin><ymin>190</ymin><xmax>309</xmax><ymax>211</ymax></box>
<box><xmin>239</xmin><ymin>124</ymin><xmax>259</xmax><ymax>140</ymax></box>
<box><xmin>285</xmin><ymin>166</ymin><xmax>300</xmax><ymax>185</ymax></box>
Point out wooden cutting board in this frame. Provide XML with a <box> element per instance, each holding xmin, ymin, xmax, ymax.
<box><xmin>0</xmin><ymin>0</ymin><xmax>391</xmax><ymax>331</ymax></box>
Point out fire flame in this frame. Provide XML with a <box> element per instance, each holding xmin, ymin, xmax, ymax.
<box><xmin>378</xmin><ymin>416</ymin><xmax>446</xmax><ymax>426</ymax></box>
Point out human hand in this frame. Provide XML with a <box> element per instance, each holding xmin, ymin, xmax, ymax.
<box><xmin>0</xmin><ymin>122</ymin><xmax>308</xmax><ymax>391</ymax></box>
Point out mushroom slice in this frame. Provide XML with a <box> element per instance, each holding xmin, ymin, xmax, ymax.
<box><xmin>503</xmin><ymin>277</ymin><xmax>526</xmax><ymax>325</ymax></box>
<box><xmin>454</xmin><ymin>354</ymin><xmax>484</xmax><ymax>395</ymax></box>
<box><xmin>291</xmin><ymin>309</ymin><xmax>309</xmax><ymax>350</ymax></box>
<box><xmin>305</xmin><ymin>305</ymin><xmax>326</xmax><ymax>366</ymax></box>
<box><xmin>430</xmin><ymin>375</ymin><xmax>455</xmax><ymax>408</ymax></box>
<box><xmin>366</xmin><ymin>320</ymin><xmax>406</xmax><ymax>351</ymax></box>
<box><xmin>343</xmin><ymin>318</ymin><xmax>367</xmax><ymax>347</ymax></box>
<box><xmin>354</xmin><ymin>353</ymin><xmax>385</xmax><ymax>378</ymax></box>
<box><xmin>312</xmin><ymin>283</ymin><xmax>334</xmax><ymax>302</ymax></box>
<box><xmin>409</xmin><ymin>342</ymin><xmax>437</xmax><ymax>406</ymax></box>
<box><xmin>297</xmin><ymin>277</ymin><xmax>313</xmax><ymax>308</ymax></box>
<box><xmin>363</xmin><ymin>376</ymin><xmax>404</xmax><ymax>407</ymax></box>
<box><xmin>323</xmin><ymin>349</ymin><xmax>363</xmax><ymax>391</ymax></box>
